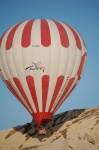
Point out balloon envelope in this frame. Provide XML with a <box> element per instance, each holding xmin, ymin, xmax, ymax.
<box><xmin>0</xmin><ymin>19</ymin><xmax>87</xmax><ymax>125</ymax></box>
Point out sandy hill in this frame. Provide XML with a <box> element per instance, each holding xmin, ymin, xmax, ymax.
<box><xmin>0</xmin><ymin>107</ymin><xmax>99</xmax><ymax>150</ymax></box>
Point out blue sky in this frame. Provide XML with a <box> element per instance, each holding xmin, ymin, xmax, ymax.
<box><xmin>0</xmin><ymin>0</ymin><xmax>99</xmax><ymax>130</ymax></box>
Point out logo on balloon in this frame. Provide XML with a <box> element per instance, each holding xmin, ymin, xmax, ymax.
<box><xmin>25</xmin><ymin>61</ymin><xmax>45</xmax><ymax>72</ymax></box>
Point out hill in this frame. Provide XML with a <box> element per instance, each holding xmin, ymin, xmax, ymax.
<box><xmin>0</xmin><ymin>107</ymin><xmax>99</xmax><ymax>150</ymax></box>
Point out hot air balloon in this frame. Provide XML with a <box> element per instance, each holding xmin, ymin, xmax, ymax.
<box><xmin>0</xmin><ymin>19</ymin><xmax>87</xmax><ymax>132</ymax></box>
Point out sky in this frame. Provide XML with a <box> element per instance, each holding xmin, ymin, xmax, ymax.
<box><xmin>0</xmin><ymin>0</ymin><xmax>99</xmax><ymax>130</ymax></box>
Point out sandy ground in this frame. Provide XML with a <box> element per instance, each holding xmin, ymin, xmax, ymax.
<box><xmin>0</xmin><ymin>107</ymin><xmax>99</xmax><ymax>150</ymax></box>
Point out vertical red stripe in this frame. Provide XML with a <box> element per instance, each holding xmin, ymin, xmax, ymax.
<box><xmin>53</xmin><ymin>20</ymin><xmax>69</xmax><ymax>48</ymax></box>
<box><xmin>6</xmin><ymin>22</ymin><xmax>22</xmax><ymax>50</ymax></box>
<box><xmin>42</xmin><ymin>75</ymin><xmax>49</xmax><ymax>112</ymax></box>
<box><xmin>13</xmin><ymin>77</ymin><xmax>34</xmax><ymax>112</ymax></box>
<box><xmin>67</xmin><ymin>24</ymin><xmax>82</xmax><ymax>50</ymax></box>
<box><xmin>59</xmin><ymin>77</ymin><xmax>75</xmax><ymax>101</ymax></box>
<box><xmin>21</xmin><ymin>20</ymin><xmax>34</xmax><ymax>47</ymax></box>
<box><xmin>53</xmin><ymin>83</ymin><xmax>77</xmax><ymax>114</ymax></box>
<box><xmin>0</xmin><ymin>30</ymin><xmax>8</xmax><ymax>48</ymax></box>
<box><xmin>52</xmin><ymin>77</ymin><xmax>75</xmax><ymax>113</ymax></box>
<box><xmin>65</xmin><ymin>83</ymin><xmax>77</xmax><ymax>101</ymax></box>
<box><xmin>26</xmin><ymin>76</ymin><xmax>39</xmax><ymax>112</ymax></box>
<box><xmin>41</xmin><ymin>19</ymin><xmax>51</xmax><ymax>47</ymax></box>
<box><xmin>48</xmin><ymin>76</ymin><xmax>64</xmax><ymax>112</ymax></box>
<box><xmin>5</xmin><ymin>80</ymin><xmax>30</xmax><ymax>113</ymax></box>
<box><xmin>77</xmin><ymin>52</ymin><xmax>87</xmax><ymax>80</ymax></box>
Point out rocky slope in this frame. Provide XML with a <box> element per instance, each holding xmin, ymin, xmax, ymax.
<box><xmin>0</xmin><ymin>107</ymin><xmax>99</xmax><ymax>150</ymax></box>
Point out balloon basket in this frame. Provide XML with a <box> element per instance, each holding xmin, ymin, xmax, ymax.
<box><xmin>38</xmin><ymin>126</ymin><xmax>47</xmax><ymax>135</ymax></box>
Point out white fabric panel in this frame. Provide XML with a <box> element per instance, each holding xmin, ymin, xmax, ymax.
<box><xmin>0</xmin><ymin>55</ymin><xmax>7</xmax><ymax>81</ymax></box>
<box><xmin>0</xmin><ymin>25</ymin><xmax>33</xmax><ymax>113</ymax></box>
<box><xmin>52</xmin><ymin>31</ymin><xmax>87</xmax><ymax>113</ymax></box>
<box><xmin>45</xmin><ymin>20</ymin><xmax>62</xmax><ymax>111</ymax></box>
<box><xmin>50</xmin><ymin>23</ymin><xmax>77</xmax><ymax>112</ymax></box>
<box><xmin>30</xmin><ymin>19</ymin><xmax>43</xmax><ymax>112</ymax></box>
<box><xmin>12</xmin><ymin>21</ymin><xmax>36</xmax><ymax>112</ymax></box>
<box><xmin>0</xmin><ymin>27</ymin><xmax>13</xmax><ymax>81</ymax></box>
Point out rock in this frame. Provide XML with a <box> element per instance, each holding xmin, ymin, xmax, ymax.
<box><xmin>0</xmin><ymin>107</ymin><xmax>99</xmax><ymax>150</ymax></box>
<box><xmin>73</xmin><ymin>139</ymin><xmax>99</xmax><ymax>150</ymax></box>
<box><xmin>36</xmin><ymin>137</ymin><xmax>71</xmax><ymax>150</ymax></box>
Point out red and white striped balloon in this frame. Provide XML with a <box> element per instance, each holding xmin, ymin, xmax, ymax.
<box><xmin>0</xmin><ymin>19</ymin><xmax>87</xmax><ymax>125</ymax></box>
